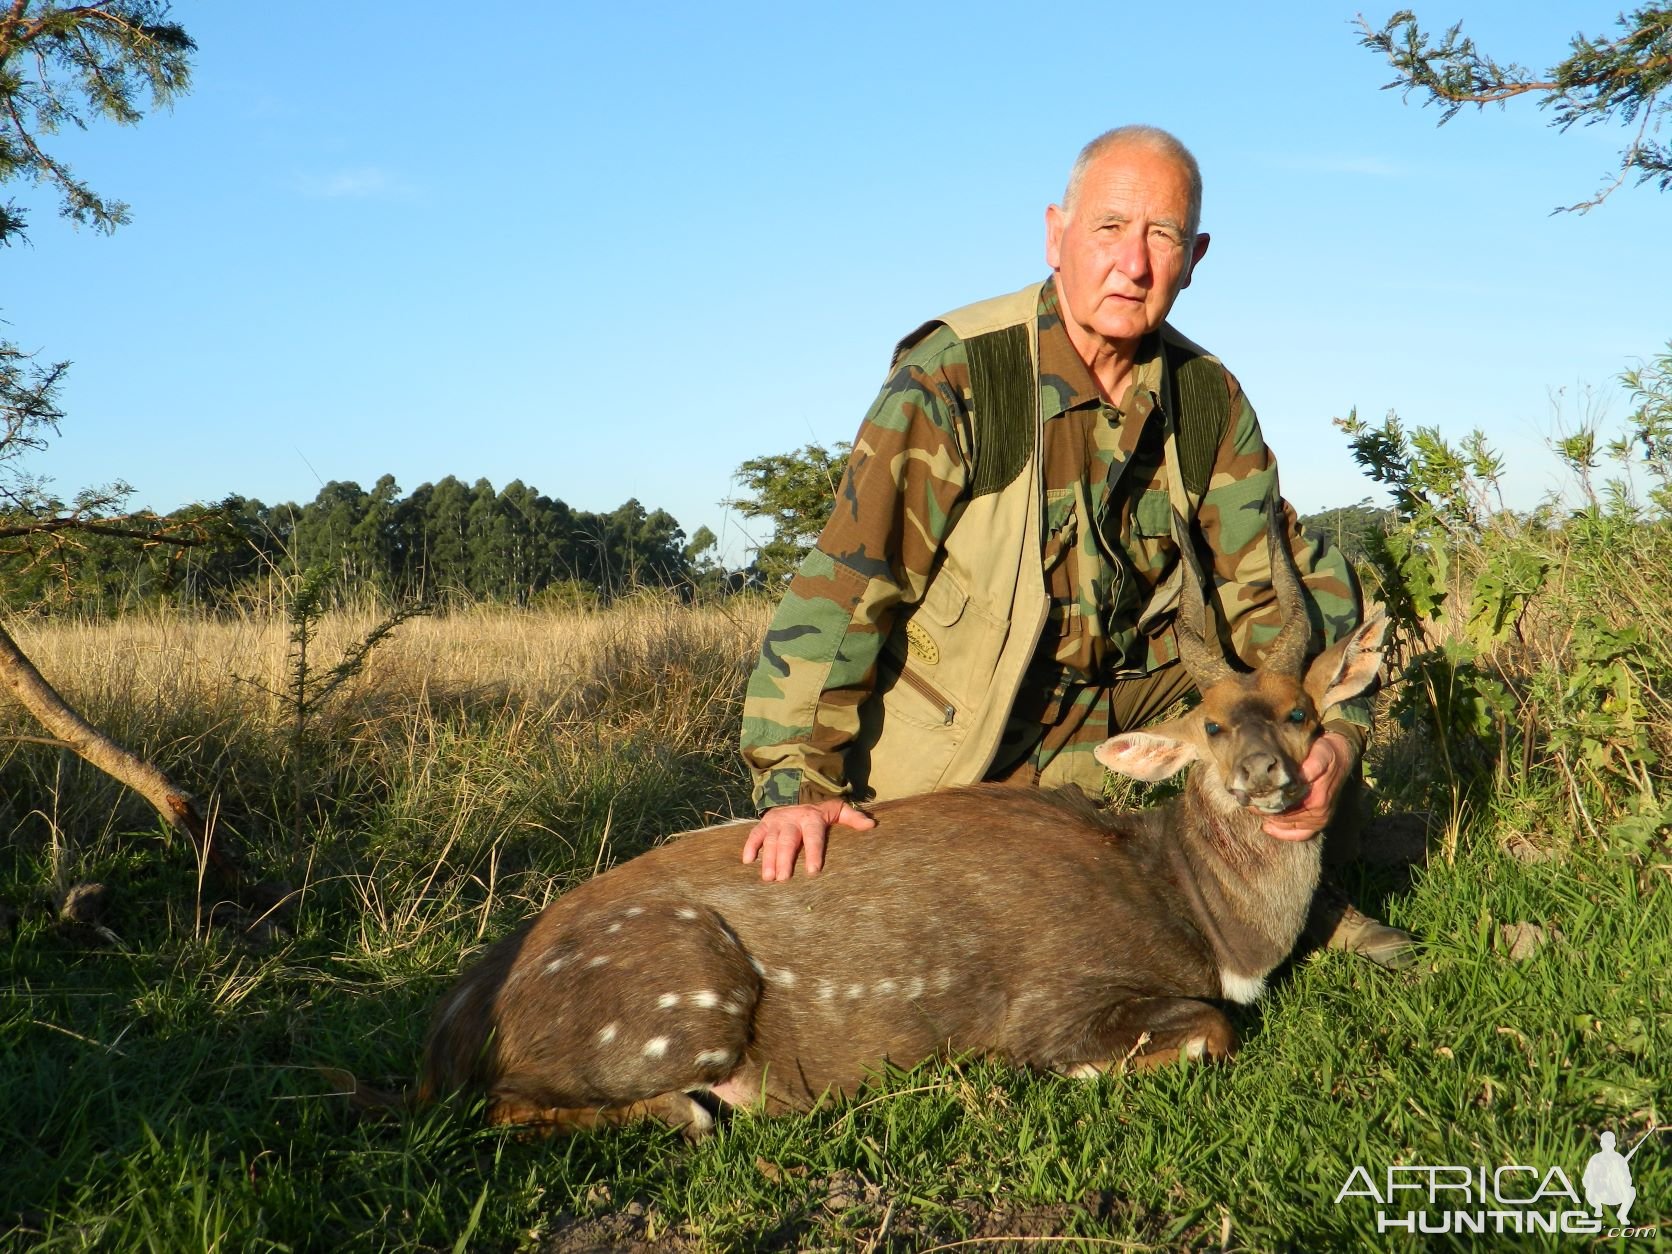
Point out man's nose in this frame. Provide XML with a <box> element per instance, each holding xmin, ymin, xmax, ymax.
<box><xmin>1112</xmin><ymin>227</ymin><xmax>1151</xmax><ymax>284</ymax></box>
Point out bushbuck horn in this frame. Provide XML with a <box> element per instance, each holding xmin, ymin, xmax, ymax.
<box><xmin>1263</xmin><ymin>494</ymin><xmax>1314</xmax><ymax>677</ymax></box>
<box><xmin>1170</xmin><ymin>507</ymin><xmax>1235</xmax><ymax>689</ymax></box>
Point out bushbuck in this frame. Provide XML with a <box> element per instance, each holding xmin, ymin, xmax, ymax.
<box><xmin>420</xmin><ymin>511</ymin><xmax>1388</xmax><ymax>1137</ymax></box>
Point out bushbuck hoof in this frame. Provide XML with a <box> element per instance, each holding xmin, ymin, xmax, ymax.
<box><xmin>1127</xmin><ymin>1022</ymin><xmax>1238</xmax><ymax>1070</ymax></box>
<box><xmin>486</xmin><ymin>1090</ymin><xmax>715</xmax><ymax>1140</ymax></box>
<box><xmin>1059</xmin><ymin>996</ymin><xmax>1238</xmax><ymax>1076</ymax></box>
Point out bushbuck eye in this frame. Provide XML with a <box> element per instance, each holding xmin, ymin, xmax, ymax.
<box><xmin>1288</xmin><ymin>708</ymin><xmax>1307</xmax><ymax>723</ymax></box>
<box><xmin>1204</xmin><ymin>720</ymin><xmax>1222</xmax><ymax>736</ymax></box>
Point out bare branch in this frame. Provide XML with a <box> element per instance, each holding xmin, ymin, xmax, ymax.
<box><xmin>0</xmin><ymin>614</ymin><xmax>239</xmax><ymax>879</ymax></box>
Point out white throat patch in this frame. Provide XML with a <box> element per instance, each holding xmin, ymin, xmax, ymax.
<box><xmin>1219</xmin><ymin>969</ymin><xmax>1267</xmax><ymax>1005</ymax></box>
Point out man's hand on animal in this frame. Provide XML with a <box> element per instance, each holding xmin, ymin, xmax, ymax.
<box><xmin>1261</xmin><ymin>730</ymin><xmax>1355</xmax><ymax>842</ymax></box>
<box><xmin>741</xmin><ymin>800</ymin><xmax>876</xmax><ymax>881</ymax></box>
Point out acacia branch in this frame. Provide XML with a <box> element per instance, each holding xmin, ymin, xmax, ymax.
<box><xmin>1359</xmin><ymin>6</ymin><xmax>1672</xmax><ymax>211</ymax></box>
<box><xmin>0</xmin><ymin>613</ymin><xmax>239</xmax><ymax>879</ymax></box>
<box><xmin>0</xmin><ymin>514</ymin><xmax>212</xmax><ymax>542</ymax></box>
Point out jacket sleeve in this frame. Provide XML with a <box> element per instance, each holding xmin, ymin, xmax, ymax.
<box><xmin>1194</xmin><ymin>378</ymin><xmax>1373</xmax><ymax>754</ymax></box>
<box><xmin>740</xmin><ymin>329</ymin><xmax>974</xmax><ymax>810</ymax></box>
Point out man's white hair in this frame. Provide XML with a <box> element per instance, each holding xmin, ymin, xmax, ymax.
<box><xmin>1061</xmin><ymin>125</ymin><xmax>1203</xmax><ymax>237</ymax></box>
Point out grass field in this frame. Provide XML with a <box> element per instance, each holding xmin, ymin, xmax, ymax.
<box><xmin>1</xmin><ymin>563</ymin><xmax>1668</xmax><ymax>1251</ymax></box>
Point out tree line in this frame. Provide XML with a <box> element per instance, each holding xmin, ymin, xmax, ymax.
<box><xmin>0</xmin><ymin>475</ymin><xmax>724</xmax><ymax>613</ymax></box>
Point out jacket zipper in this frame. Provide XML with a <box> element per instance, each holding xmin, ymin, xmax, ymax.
<box><xmin>896</xmin><ymin>663</ymin><xmax>957</xmax><ymax>725</ymax></box>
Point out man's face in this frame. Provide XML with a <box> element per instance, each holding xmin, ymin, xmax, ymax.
<box><xmin>1045</xmin><ymin>142</ymin><xmax>1210</xmax><ymax>354</ymax></box>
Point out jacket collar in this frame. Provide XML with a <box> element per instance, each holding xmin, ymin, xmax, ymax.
<box><xmin>1036</xmin><ymin>278</ymin><xmax>1165</xmax><ymax>424</ymax></box>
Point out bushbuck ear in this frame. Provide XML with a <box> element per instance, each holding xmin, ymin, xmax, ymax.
<box><xmin>1095</xmin><ymin>723</ymin><xmax>1200</xmax><ymax>782</ymax></box>
<box><xmin>1304</xmin><ymin>608</ymin><xmax>1390</xmax><ymax>711</ymax></box>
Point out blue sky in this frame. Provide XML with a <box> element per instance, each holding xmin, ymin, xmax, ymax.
<box><xmin>6</xmin><ymin>1</ymin><xmax>1668</xmax><ymax>565</ymax></box>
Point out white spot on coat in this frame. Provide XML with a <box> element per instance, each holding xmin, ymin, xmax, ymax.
<box><xmin>597</xmin><ymin>1023</ymin><xmax>618</xmax><ymax>1045</ymax></box>
<box><xmin>544</xmin><ymin>955</ymin><xmax>568</xmax><ymax>974</ymax></box>
<box><xmin>624</xmin><ymin>907</ymin><xmax>644</xmax><ymax>917</ymax></box>
<box><xmin>874</xmin><ymin>979</ymin><xmax>897</xmax><ymax>996</ymax></box>
<box><xmin>588</xmin><ymin>955</ymin><xmax>609</xmax><ymax>968</ymax></box>
<box><xmin>656</xmin><ymin>993</ymin><xmax>681</xmax><ymax>1009</ymax></box>
<box><xmin>607</xmin><ymin>922</ymin><xmax>622</xmax><ymax>934</ymax></box>
<box><xmin>642</xmin><ymin>1036</ymin><xmax>670</xmax><ymax>1058</ymax></box>
<box><xmin>768</xmin><ymin>968</ymin><xmax>797</xmax><ymax>988</ymax></box>
<box><xmin>691</xmin><ymin>990</ymin><xmax>720</xmax><ymax>1009</ymax></box>
<box><xmin>905</xmin><ymin>976</ymin><xmax>926</xmax><ymax>999</ymax></box>
<box><xmin>845</xmin><ymin>983</ymin><xmax>864</xmax><ymax>999</ymax></box>
<box><xmin>816</xmin><ymin>981</ymin><xmax>836</xmax><ymax>1003</ymax></box>
<box><xmin>694</xmin><ymin>1048</ymin><xmax>734</xmax><ymax>1069</ymax></box>
<box><xmin>676</xmin><ymin>907</ymin><xmax>698</xmax><ymax>921</ymax></box>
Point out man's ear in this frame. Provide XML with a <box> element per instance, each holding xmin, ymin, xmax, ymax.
<box><xmin>1304</xmin><ymin>608</ymin><xmax>1390</xmax><ymax>710</ymax></box>
<box><xmin>1095</xmin><ymin>720</ymin><xmax>1200</xmax><ymax>782</ymax></box>
<box><xmin>1045</xmin><ymin>202</ymin><xmax>1065</xmax><ymax>271</ymax></box>
<box><xmin>1180</xmin><ymin>230</ymin><xmax>1210</xmax><ymax>290</ymax></box>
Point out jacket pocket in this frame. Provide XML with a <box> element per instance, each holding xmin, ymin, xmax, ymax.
<box><xmin>885</xmin><ymin>563</ymin><xmax>986</xmax><ymax>711</ymax></box>
<box><xmin>1134</xmin><ymin>488</ymin><xmax>1174</xmax><ymax>538</ymax></box>
<box><xmin>853</xmin><ymin>653</ymin><xmax>968</xmax><ymax>800</ymax></box>
<box><xmin>875</xmin><ymin>650</ymin><xmax>959</xmax><ymax>728</ymax></box>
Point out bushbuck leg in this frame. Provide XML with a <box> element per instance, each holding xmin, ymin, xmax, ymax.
<box><xmin>424</xmin><ymin>898</ymin><xmax>764</xmax><ymax>1131</ymax></box>
<box><xmin>486</xmin><ymin>1092</ymin><xmax>717</xmax><ymax>1140</ymax></box>
<box><xmin>1053</xmin><ymin>996</ymin><xmax>1239</xmax><ymax>1077</ymax></box>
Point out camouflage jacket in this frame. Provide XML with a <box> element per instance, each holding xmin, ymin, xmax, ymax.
<box><xmin>741</xmin><ymin>280</ymin><xmax>1369</xmax><ymax>810</ymax></box>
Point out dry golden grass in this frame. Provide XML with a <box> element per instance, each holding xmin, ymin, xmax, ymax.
<box><xmin>0</xmin><ymin>594</ymin><xmax>775</xmax><ymax>892</ymax></box>
<box><xmin>8</xmin><ymin>592</ymin><xmax>772</xmax><ymax>728</ymax></box>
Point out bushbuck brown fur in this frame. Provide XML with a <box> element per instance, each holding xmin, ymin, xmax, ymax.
<box><xmin>421</xmin><ymin>511</ymin><xmax>1388</xmax><ymax>1137</ymax></box>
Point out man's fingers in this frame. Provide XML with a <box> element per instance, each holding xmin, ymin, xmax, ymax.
<box><xmin>835</xmin><ymin>803</ymin><xmax>877</xmax><ymax>830</ymax></box>
<box><xmin>1263</xmin><ymin>812</ymin><xmax>1321</xmax><ymax>840</ymax></box>
<box><xmin>744</xmin><ymin>802</ymin><xmax>872</xmax><ymax>880</ymax></box>
<box><xmin>1301</xmin><ymin>737</ymin><xmax>1336</xmax><ymax>783</ymax></box>
<box><xmin>802</xmin><ymin>827</ymin><xmax>827</xmax><ymax>876</ymax></box>
<box><xmin>766</xmin><ymin>828</ymin><xmax>802</xmax><ymax>882</ymax></box>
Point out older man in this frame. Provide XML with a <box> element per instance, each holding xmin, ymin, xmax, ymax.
<box><xmin>737</xmin><ymin>126</ymin><xmax>1411</xmax><ymax>964</ymax></box>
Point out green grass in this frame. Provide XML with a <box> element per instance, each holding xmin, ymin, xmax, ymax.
<box><xmin>1</xmin><ymin>590</ymin><xmax>1668</xmax><ymax>1251</ymax></box>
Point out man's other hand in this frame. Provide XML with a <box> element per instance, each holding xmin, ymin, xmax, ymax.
<box><xmin>1262</xmin><ymin>731</ymin><xmax>1353</xmax><ymax>841</ymax></box>
<box><xmin>741</xmin><ymin>800</ymin><xmax>876</xmax><ymax>881</ymax></box>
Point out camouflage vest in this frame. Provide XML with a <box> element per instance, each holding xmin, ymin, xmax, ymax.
<box><xmin>845</xmin><ymin>281</ymin><xmax>1229</xmax><ymax>801</ymax></box>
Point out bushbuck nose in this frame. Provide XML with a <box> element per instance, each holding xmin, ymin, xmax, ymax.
<box><xmin>1238</xmin><ymin>752</ymin><xmax>1286</xmax><ymax>792</ymax></box>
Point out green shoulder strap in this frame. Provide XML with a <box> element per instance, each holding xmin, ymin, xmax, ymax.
<box><xmin>1163</xmin><ymin>336</ymin><xmax>1230</xmax><ymax>501</ymax></box>
<box><xmin>963</xmin><ymin>324</ymin><xmax>1033</xmax><ymax>499</ymax></box>
<box><xmin>891</xmin><ymin>284</ymin><xmax>1039</xmax><ymax>502</ymax></box>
